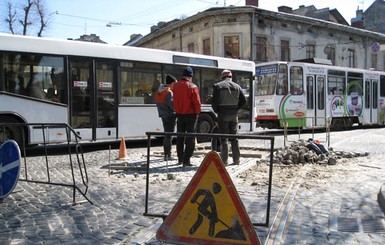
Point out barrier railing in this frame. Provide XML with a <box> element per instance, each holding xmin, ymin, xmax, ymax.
<box><xmin>282</xmin><ymin>116</ymin><xmax>331</xmax><ymax>148</ymax></box>
<box><xmin>143</xmin><ymin>131</ymin><xmax>275</xmax><ymax>228</ymax></box>
<box><xmin>0</xmin><ymin>123</ymin><xmax>92</xmax><ymax>205</ymax></box>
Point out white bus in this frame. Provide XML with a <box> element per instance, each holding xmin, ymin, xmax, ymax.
<box><xmin>0</xmin><ymin>33</ymin><xmax>255</xmax><ymax>146</ymax></box>
<box><xmin>254</xmin><ymin>60</ymin><xmax>385</xmax><ymax>129</ymax></box>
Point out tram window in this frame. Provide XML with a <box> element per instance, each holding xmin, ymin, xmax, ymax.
<box><xmin>328</xmin><ymin>70</ymin><xmax>345</xmax><ymax>95</ymax></box>
<box><xmin>347</xmin><ymin>72</ymin><xmax>363</xmax><ymax>96</ymax></box>
<box><xmin>373</xmin><ymin>81</ymin><xmax>378</xmax><ymax>109</ymax></box>
<box><xmin>290</xmin><ymin>66</ymin><xmax>303</xmax><ymax>95</ymax></box>
<box><xmin>307</xmin><ymin>76</ymin><xmax>314</xmax><ymax>109</ymax></box>
<box><xmin>380</xmin><ymin>75</ymin><xmax>385</xmax><ymax>97</ymax></box>
<box><xmin>365</xmin><ymin>80</ymin><xmax>370</xmax><ymax>108</ymax></box>
<box><xmin>276</xmin><ymin>64</ymin><xmax>288</xmax><ymax>95</ymax></box>
<box><xmin>317</xmin><ymin>77</ymin><xmax>325</xmax><ymax>110</ymax></box>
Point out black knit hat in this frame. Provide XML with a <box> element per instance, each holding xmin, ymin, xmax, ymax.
<box><xmin>183</xmin><ymin>66</ymin><xmax>194</xmax><ymax>77</ymax></box>
<box><xmin>165</xmin><ymin>74</ymin><xmax>177</xmax><ymax>84</ymax></box>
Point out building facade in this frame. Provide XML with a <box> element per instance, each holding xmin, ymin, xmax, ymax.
<box><xmin>130</xmin><ymin>5</ymin><xmax>385</xmax><ymax>71</ymax></box>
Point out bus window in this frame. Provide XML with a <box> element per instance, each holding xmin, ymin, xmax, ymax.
<box><xmin>2</xmin><ymin>53</ymin><xmax>65</xmax><ymax>103</ymax></box>
<box><xmin>197</xmin><ymin>67</ymin><xmax>218</xmax><ymax>104</ymax></box>
<box><xmin>276</xmin><ymin>64</ymin><xmax>288</xmax><ymax>95</ymax></box>
<box><xmin>328</xmin><ymin>70</ymin><xmax>345</xmax><ymax>95</ymax></box>
<box><xmin>119</xmin><ymin>61</ymin><xmax>162</xmax><ymax>104</ymax></box>
<box><xmin>289</xmin><ymin>66</ymin><xmax>303</xmax><ymax>95</ymax></box>
<box><xmin>234</xmin><ymin>71</ymin><xmax>253</xmax><ymax>123</ymax></box>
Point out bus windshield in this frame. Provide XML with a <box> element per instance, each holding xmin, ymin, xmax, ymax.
<box><xmin>255</xmin><ymin>65</ymin><xmax>277</xmax><ymax>95</ymax></box>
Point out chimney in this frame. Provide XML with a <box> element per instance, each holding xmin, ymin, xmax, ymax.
<box><xmin>245</xmin><ymin>0</ymin><xmax>258</xmax><ymax>7</ymax></box>
<box><xmin>356</xmin><ymin>8</ymin><xmax>363</xmax><ymax>18</ymax></box>
<box><xmin>351</xmin><ymin>7</ymin><xmax>364</xmax><ymax>29</ymax></box>
<box><xmin>278</xmin><ymin>6</ymin><xmax>293</xmax><ymax>13</ymax></box>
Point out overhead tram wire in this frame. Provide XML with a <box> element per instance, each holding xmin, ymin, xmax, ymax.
<box><xmin>55</xmin><ymin>11</ymin><xmax>144</xmax><ymax>28</ymax></box>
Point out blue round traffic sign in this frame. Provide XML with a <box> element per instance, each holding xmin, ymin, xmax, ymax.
<box><xmin>0</xmin><ymin>140</ymin><xmax>21</xmax><ymax>199</ymax></box>
<box><xmin>372</xmin><ymin>42</ymin><xmax>380</xmax><ymax>53</ymax></box>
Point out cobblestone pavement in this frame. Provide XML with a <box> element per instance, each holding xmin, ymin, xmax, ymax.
<box><xmin>1</xmin><ymin>128</ymin><xmax>385</xmax><ymax>244</ymax></box>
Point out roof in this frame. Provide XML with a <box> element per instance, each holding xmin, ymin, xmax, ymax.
<box><xmin>131</xmin><ymin>6</ymin><xmax>385</xmax><ymax>47</ymax></box>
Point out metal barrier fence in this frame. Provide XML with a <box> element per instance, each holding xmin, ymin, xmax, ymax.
<box><xmin>143</xmin><ymin>131</ymin><xmax>275</xmax><ymax>228</ymax></box>
<box><xmin>281</xmin><ymin>116</ymin><xmax>331</xmax><ymax>148</ymax></box>
<box><xmin>0</xmin><ymin>123</ymin><xmax>92</xmax><ymax>204</ymax></box>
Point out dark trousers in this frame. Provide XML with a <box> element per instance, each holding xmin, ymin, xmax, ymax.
<box><xmin>176</xmin><ymin>115</ymin><xmax>197</xmax><ymax>164</ymax></box>
<box><xmin>218</xmin><ymin>119</ymin><xmax>240</xmax><ymax>164</ymax></box>
<box><xmin>161</xmin><ymin>115</ymin><xmax>176</xmax><ymax>157</ymax></box>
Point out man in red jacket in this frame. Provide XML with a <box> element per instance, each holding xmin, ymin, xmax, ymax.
<box><xmin>173</xmin><ymin>66</ymin><xmax>201</xmax><ymax>167</ymax></box>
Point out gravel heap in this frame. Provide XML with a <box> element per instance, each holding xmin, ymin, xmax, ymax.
<box><xmin>273</xmin><ymin>139</ymin><xmax>369</xmax><ymax>165</ymax></box>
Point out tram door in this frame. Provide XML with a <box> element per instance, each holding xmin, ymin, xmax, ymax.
<box><xmin>69</xmin><ymin>58</ymin><xmax>117</xmax><ymax>141</ymax></box>
<box><xmin>306</xmin><ymin>75</ymin><xmax>326</xmax><ymax>127</ymax></box>
<box><xmin>363</xmin><ymin>79</ymin><xmax>378</xmax><ymax>124</ymax></box>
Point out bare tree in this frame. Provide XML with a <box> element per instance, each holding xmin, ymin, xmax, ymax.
<box><xmin>3</xmin><ymin>0</ymin><xmax>51</xmax><ymax>36</ymax></box>
<box><xmin>5</xmin><ymin>2</ymin><xmax>16</xmax><ymax>34</ymax></box>
<box><xmin>35</xmin><ymin>0</ymin><xmax>50</xmax><ymax>37</ymax></box>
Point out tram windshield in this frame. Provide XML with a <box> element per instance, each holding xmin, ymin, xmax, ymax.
<box><xmin>255</xmin><ymin>65</ymin><xmax>277</xmax><ymax>95</ymax></box>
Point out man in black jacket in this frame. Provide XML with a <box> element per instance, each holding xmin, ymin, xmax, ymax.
<box><xmin>211</xmin><ymin>70</ymin><xmax>246</xmax><ymax>165</ymax></box>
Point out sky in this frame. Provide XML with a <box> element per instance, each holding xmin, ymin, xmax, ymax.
<box><xmin>0</xmin><ymin>0</ymin><xmax>376</xmax><ymax>45</ymax></box>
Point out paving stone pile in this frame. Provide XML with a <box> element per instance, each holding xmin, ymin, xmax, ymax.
<box><xmin>272</xmin><ymin>139</ymin><xmax>369</xmax><ymax>165</ymax></box>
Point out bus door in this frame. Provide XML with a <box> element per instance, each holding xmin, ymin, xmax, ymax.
<box><xmin>70</xmin><ymin>58</ymin><xmax>117</xmax><ymax>141</ymax></box>
<box><xmin>95</xmin><ymin>60</ymin><xmax>116</xmax><ymax>140</ymax></box>
<box><xmin>70</xmin><ymin>57</ymin><xmax>93</xmax><ymax>141</ymax></box>
<box><xmin>363</xmin><ymin>79</ymin><xmax>378</xmax><ymax>124</ymax></box>
<box><xmin>315</xmin><ymin>75</ymin><xmax>326</xmax><ymax>127</ymax></box>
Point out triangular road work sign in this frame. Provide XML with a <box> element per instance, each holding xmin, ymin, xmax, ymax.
<box><xmin>156</xmin><ymin>151</ymin><xmax>261</xmax><ymax>245</ymax></box>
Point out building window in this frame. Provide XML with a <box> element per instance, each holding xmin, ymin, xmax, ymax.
<box><xmin>228</xmin><ymin>18</ymin><xmax>236</xmax><ymax>22</ymax></box>
<box><xmin>371</xmin><ymin>53</ymin><xmax>378</xmax><ymax>70</ymax></box>
<box><xmin>306</xmin><ymin>44</ymin><xmax>315</xmax><ymax>59</ymax></box>
<box><xmin>203</xmin><ymin>38</ymin><xmax>211</xmax><ymax>55</ymax></box>
<box><xmin>188</xmin><ymin>43</ymin><xmax>194</xmax><ymax>53</ymax></box>
<box><xmin>327</xmin><ymin>46</ymin><xmax>336</xmax><ymax>65</ymax></box>
<box><xmin>280</xmin><ymin>40</ymin><xmax>290</xmax><ymax>61</ymax></box>
<box><xmin>256</xmin><ymin>36</ymin><xmax>267</xmax><ymax>61</ymax></box>
<box><xmin>224</xmin><ymin>35</ymin><xmax>239</xmax><ymax>58</ymax></box>
<box><xmin>348</xmin><ymin>49</ymin><xmax>355</xmax><ymax>68</ymax></box>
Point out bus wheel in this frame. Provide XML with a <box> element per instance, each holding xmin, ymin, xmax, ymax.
<box><xmin>197</xmin><ymin>114</ymin><xmax>214</xmax><ymax>142</ymax></box>
<box><xmin>0</xmin><ymin>116</ymin><xmax>24</xmax><ymax>147</ymax></box>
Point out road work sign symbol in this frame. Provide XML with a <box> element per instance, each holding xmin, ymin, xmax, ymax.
<box><xmin>0</xmin><ymin>140</ymin><xmax>21</xmax><ymax>199</ymax></box>
<box><xmin>156</xmin><ymin>151</ymin><xmax>260</xmax><ymax>244</ymax></box>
